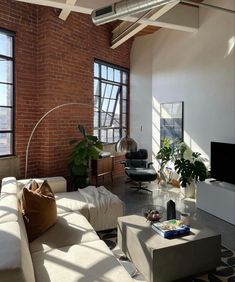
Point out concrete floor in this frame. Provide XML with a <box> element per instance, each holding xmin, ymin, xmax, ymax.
<box><xmin>105</xmin><ymin>175</ymin><xmax>235</xmax><ymax>251</ymax></box>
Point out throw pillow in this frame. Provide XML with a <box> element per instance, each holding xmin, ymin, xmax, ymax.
<box><xmin>22</xmin><ymin>180</ymin><xmax>57</xmax><ymax>242</ymax></box>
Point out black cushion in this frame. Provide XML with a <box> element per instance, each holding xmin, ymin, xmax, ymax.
<box><xmin>126</xmin><ymin>168</ymin><xmax>158</xmax><ymax>182</ymax></box>
<box><xmin>125</xmin><ymin>149</ymin><xmax>148</xmax><ymax>160</ymax></box>
<box><xmin>125</xmin><ymin>159</ymin><xmax>148</xmax><ymax>168</ymax></box>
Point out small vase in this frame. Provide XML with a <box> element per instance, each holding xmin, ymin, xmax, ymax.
<box><xmin>180</xmin><ymin>181</ymin><xmax>196</xmax><ymax>198</ymax></box>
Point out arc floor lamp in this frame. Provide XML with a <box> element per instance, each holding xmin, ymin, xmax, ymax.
<box><xmin>25</xmin><ymin>102</ymin><xmax>91</xmax><ymax>179</ymax></box>
<box><xmin>24</xmin><ymin>102</ymin><xmax>137</xmax><ymax>178</ymax></box>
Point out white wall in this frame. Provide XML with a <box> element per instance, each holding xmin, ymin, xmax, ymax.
<box><xmin>130</xmin><ymin>34</ymin><xmax>153</xmax><ymax>158</ymax></box>
<box><xmin>130</xmin><ymin>0</ymin><xmax>235</xmax><ymax>164</ymax></box>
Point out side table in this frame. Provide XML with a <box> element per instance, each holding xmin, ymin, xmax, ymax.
<box><xmin>91</xmin><ymin>156</ymin><xmax>114</xmax><ymax>186</ymax></box>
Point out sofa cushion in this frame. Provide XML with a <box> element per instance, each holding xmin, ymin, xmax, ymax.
<box><xmin>55</xmin><ymin>191</ymin><xmax>89</xmax><ymax>218</ymax></box>
<box><xmin>18</xmin><ymin>177</ymin><xmax>67</xmax><ymax>194</ymax></box>
<box><xmin>0</xmin><ymin>221</ymin><xmax>35</xmax><ymax>282</ymax></box>
<box><xmin>22</xmin><ymin>180</ymin><xmax>57</xmax><ymax>242</ymax></box>
<box><xmin>30</xmin><ymin>211</ymin><xmax>99</xmax><ymax>253</ymax></box>
<box><xmin>32</xmin><ymin>240</ymin><xmax>133</xmax><ymax>282</ymax></box>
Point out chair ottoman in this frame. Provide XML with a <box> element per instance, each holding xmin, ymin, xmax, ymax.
<box><xmin>126</xmin><ymin>168</ymin><xmax>158</xmax><ymax>192</ymax></box>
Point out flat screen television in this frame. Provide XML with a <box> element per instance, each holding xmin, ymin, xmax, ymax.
<box><xmin>211</xmin><ymin>142</ymin><xmax>235</xmax><ymax>185</ymax></box>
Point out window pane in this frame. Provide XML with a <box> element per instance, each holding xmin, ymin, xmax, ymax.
<box><xmin>0</xmin><ymin>84</ymin><xmax>13</xmax><ymax>106</ymax></box>
<box><xmin>101</xmin><ymin>112</ymin><xmax>108</xmax><ymax>127</ymax></box>
<box><xmin>114</xmin><ymin>129</ymin><xmax>120</xmax><ymax>142</ymax></box>
<box><xmin>104</xmin><ymin>84</ymin><xmax>112</xmax><ymax>98</ymax></box>
<box><xmin>0</xmin><ymin>107</ymin><xmax>12</xmax><ymax>130</ymax></box>
<box><xmin>113</xmin><ymin>116</ymin><xmax>120</xmax><ymax>127</ymax></box>
<box><xmin>107</xmin><ymin>129</ymin><xmax>114</xmax><ymax>143</ymax></box>
<box><xmin>113</xmin><ymin>98</ymin><xmax>120</xmax><ymax>126</ymax></box>
<box><xmin>101</xmin><ymin>98</ymin><xmax>109</xmax><ymax>112</ymax></box>
<box><xmin>101</xmin><ymin>65</ymin><xmax>107</xmax><ymax>79</ymax></box>
<box><xmin>108</xmin><ymin>100</ymin><xmax>115</xmax><ymax>112</ymax></box>
<box><xmin>101</xmin><ymin>83</ymin><xmax>107</xmax><ymax>97</ymax></box>
<box><xmin>94</xmin><ymin>79</ymin><xmax>99</xmax><ymax>96</ymax></box>
<box><xmin>104</xmin><ymin>113</ymin><xmax>112</xmax><ymax>127</ymax></box>
<box><xmin>94</xmin><ymin>130</ymin><xmax>99</xmax><ymax>138</ymax></box>
<box><xmin>94</xmin><ymin>95</ymin><xmax>99</xmax><ymax>109</ymax></box>
<box><xmin>122</xmin><ymin>99</ymin><xmax>127</xmax><ymax>113</ymax></box>
<box><xmin>122</xmin><ymin>86</ymin><xmax>127</xmax><ymax>99</ymax></box>
<box><xmin>94</xmin><ymin>111</ymin><xmax>99</xmax><ymax>128</ymax></box>
<box><xmin>0</xmin><ymin>132</ymin><xmax>12</xmax><ymax>155</ymax></box>
<box><xmin>100</xmin><ymin>130</ymin><xmax>107</xmax><ymax>143</ymax></box>
<box><xmin>122</xmin><ymin>72</ymin><xmax>128</xmax><ymax>84</ymax></box>
<box><xmin>114</xmin><ymin>69</ymin><xmax>121</xmax><ymax>82</ymax></box>
<box><xmin>94</xmin><ymin>63</ymin><xmax>99</xmax><ymax>77</ymax></box>
<box><xmin>108</xmin><ymin>67</ymin><xmax>113</xmax><ymax>81</ymax></box>
<box><xmin>111</xmin><ymin>85</ymin><xmax>119</xmax><ymax>99</ymax></box>
<box><xmin>0</xmin><ymin>59</ymin><xmax>13</xmax><ymax>83</ymax></box>
<box><xmin>0</xmin><ymin>33</ymin><xmax>13</xmax><ymax>57</ymax></box>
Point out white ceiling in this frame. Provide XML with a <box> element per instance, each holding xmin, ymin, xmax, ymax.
<box><xmin>76</xmin><ymin>0</ymin><xmax>117</xmax><ymax>10</ymax></box>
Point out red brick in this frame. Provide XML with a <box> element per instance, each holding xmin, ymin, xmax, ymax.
<box><xmin>0</xmin><ymin>0</ymin><xmax>132</xmax><ymax>179</ymax></box>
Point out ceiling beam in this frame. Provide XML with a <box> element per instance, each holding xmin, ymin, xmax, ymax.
<box><xmin>111</xmin><ymin>1</ymin><xmax>180</xmax><ymax>49</ymax></box>
<box><xmin>59</xmin><ymin>0</ymin><xmax>77</xmax><ymax>20</ymax></box>
<box><xmin>15</xmin><ymin>0</ymin><xmax>92</xmax><ymax>14</ymax></box>
<box><xmin>121</xmin><ymin>3</ymin><xmax>199</xmax><ymax>33</ymax></box>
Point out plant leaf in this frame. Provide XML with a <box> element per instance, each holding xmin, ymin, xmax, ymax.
<box><xmin>78</xmin><ymin>124</ymin><xmax>86</xmax><ymax>137</ymax></box>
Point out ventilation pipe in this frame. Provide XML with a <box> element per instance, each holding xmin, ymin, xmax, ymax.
<box><xmin>91</xmin><ymin>0</ymin><xmax>178</xmax><ymax>25</ymax></box>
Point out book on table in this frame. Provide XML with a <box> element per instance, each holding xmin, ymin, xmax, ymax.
<box><xmin>152</xmin><ymin>219</ymin><xmax>190</xmax><ymax>238</ymax></box>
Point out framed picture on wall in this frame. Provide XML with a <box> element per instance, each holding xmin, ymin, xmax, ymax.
<box><xmin>160</xmin><ymin>101</ymin><xmax>184</xmax><ymax>144</ymax></box>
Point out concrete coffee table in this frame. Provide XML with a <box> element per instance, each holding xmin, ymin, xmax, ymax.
<box><xmin>117</xmin><ymin>215</ymin><xmax>221</xmax><ymax>282</ymax></box>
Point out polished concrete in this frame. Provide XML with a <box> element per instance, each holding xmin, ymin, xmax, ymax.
<box><xmin>105</xmin><ymin>176</ymin><xmax>235</xmax><ymax>251</ymax></box>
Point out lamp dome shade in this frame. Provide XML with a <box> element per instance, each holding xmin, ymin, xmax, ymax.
<box><xmin>116</xmin><ymin>135</ymin><xmax>137</xmax><ymax>153</ymax></box>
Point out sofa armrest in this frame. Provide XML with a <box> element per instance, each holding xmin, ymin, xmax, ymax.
<box><xmin>1</xmin><ymin>177</ymin><xmax>18</xmax><ymax>194</ymax></box>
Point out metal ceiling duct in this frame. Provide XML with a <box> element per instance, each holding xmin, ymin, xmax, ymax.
<box><xmin>91</xmin><ymin>0</ymin><xmax>178</xmax><ymax>25</ymax></box>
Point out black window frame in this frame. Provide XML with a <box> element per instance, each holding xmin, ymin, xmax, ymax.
<box><xmin>0</xmin><ymin>28</ymin><xmax>15</xmax><ymax>158</ymax></box>
<box><xmin>93</xmin><ymin>59</ymin><xmax>129</xmax><ymax>144</ymax></box>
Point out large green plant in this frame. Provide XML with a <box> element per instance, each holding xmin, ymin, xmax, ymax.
<box><xmin>69</xmin><ymin>125</ymin><xmax>103</xmax><ymax>188</ymax></box>
<box><xmin>175</xmin><ymin>152</ymin><xmax>208</xmax><ymax>187</ymax></box>
<box><xmin>156</xmin><ymin>138</ymin><xmax>186</xmax><ymax>173</ymax></box>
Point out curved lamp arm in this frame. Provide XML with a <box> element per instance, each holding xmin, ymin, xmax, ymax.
<box><xmin>24</xmin><ymin>102</ymin><xmax>120</xmax><ymax>179</ymax></box>
<box><xmin>25</xmin><ymin>102</ymin><xmax>92</xmax><ymax>179</ymax></box>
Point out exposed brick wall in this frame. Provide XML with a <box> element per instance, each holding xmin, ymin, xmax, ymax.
<box><xmin>0</xmin><ymin>0</ymin><xmax>39</xmax><ymax>177</ymax></box>
<box><xmin>0</xmin><ymin>0</ymin><xmax>132</xmax><ymax>179</ymax></box>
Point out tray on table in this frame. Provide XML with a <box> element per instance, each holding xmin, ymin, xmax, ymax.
<box><xmin>152</xmin><ymin>219</ymin><xmax>190</xmax><ymax>238</ymax></box>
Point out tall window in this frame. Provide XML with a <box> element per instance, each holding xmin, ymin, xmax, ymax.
<box><xmin>93</xmin><ymin>60</ymin><xmax>129</xmax><ymax>144</ymax></box>
<box><xmin>0</xmin><ymin>30</ymin><xmax>14</xmax><ymax>156</ymax></box>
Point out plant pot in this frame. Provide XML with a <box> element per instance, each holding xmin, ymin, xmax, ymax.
<box><xmin>72</xmin><ymin>175</ymin><xmax>90</xmax><ymax>190</ymax></box>
<box><xmin>180</xmin><ymin>181</ymin><xmax>196</xmax><ymax>198</ymax></box>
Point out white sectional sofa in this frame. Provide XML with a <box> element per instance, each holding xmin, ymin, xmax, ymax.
<box><xmin>0</xmin><ymin>176</ymin><xmax>133</xmax><ymax>282</ymax></box>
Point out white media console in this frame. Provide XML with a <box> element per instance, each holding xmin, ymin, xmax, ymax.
<box><xmin>197</xmin><ymin>179</ymin><xmax>235</xmax><ymax>225</ymax></box>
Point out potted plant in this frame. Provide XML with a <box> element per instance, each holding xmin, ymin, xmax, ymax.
<box><xmin>156</xmin><ymin>138</ymin><xmax>186</xmax><ymax>183</ymax></box>
<box><xmin>174</xmin><ymin>152</ymin><xmax>208</xmax><ymax>198</ymax></box>
<box><xmin>69</xmin><ymin>124</ymin><xmax>103</xmax><ymax>189</ymax></box>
